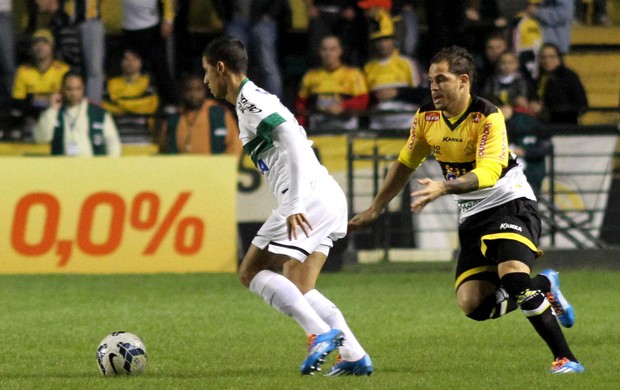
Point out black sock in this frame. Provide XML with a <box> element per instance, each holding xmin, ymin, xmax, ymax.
<box><xmin>501</xmin><ymin>272</ymin><xmax>577</xmax><ymax>361</ymax></box>
<box><xmin>531</xmin><ymin>274</ymin><xmax>551</xmax><ymax>293</ymax></box>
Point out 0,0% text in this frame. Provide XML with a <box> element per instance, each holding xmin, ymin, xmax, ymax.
<box><xmin>11</xmin><ymin>191</ymin><xmax>205</xmax><ymax>267</ymax></box>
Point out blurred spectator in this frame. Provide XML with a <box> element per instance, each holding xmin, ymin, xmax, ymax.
<box><xmin>30</xmin><ymin>0</ymin><xmax>82</xmax><ymax>73</ymax></box>
<box><xmin>295</xmin><ymin>35</ymin><xmax>369</xmax><ymax>132</ymax></box>
<box><xmin>159</xmin><ymin>74</ymin><xmax>242</xmax><ymax>156</ymax></box>
<box><xmin>392</xmin><ymin>0</ymin><xmax>420</xmax><ymax>58</ymax></box>
<box><xmin>121</xmin><ymin>0</ymin><xmax>176</xmax><ymax>107</ymax></box>
<box><xmin>530</xmin><ymin>42</ymin><xmax>587</xmax><ymax>124</ymax></box>
<box><xmin>463</xmin><ymin>0</ymin><xmax>508</xmax><ymax>60</ymax></box>
<box><xmin>474</xmin><ymin>32</ymin><xmax>509</xmax><ymax>92</ymax></box>
<box><xmin>11</xmin><ymin>29</ymin><xmax>70</xmax><ymax>139</ymax></box>
<box><xmin>575</xmin><ymin>0</ymin><xmax>608</xmax><ymax>25</ymax></box>
<box><xmin>103</xmin><ymin>48</ymin><xmax>159</xmax><ymax>116</ymax></box>
<box><xmin>481</xmin><ymin>51</ymin><xmax>532</xmax><ymax>110</ymax></box>
<box><xmin>499</xmin><ymin>101</ymin><xmax>552</xmax><ymax>195</ymax></box>
<box><xmin>63</xmin><ymin>0</ymin><xmax>106</xmax><ymax>103</ymax></box>
<box><xmin>0</xmin><ymin>0</ymin><xmax>15</xmax><ymax>114</ymax></box>
<box><xmin>511</xmin><ymin>1</ymin><xmax>543</xmax><ymax>82</ymax></box>
<box><xmin>304</xmin><ymin>0</ymin><xmax>367</xmax><ymax>67</ymax></box>
<box><xmin>362</xmin><ymin>7</ymin><xmax>426</xmax><ymax>130</ymax></box>
<box><xmin>213</xmin><ymin>0</ymin><xmax>291</xmax><ymax>99</ymax></box>
<box><xmin>34</xmin><ymin>72</ymin><xmax>121</xmax><ymax>156</ymax></box>
<box><xmin>530</xmin><ymin>0</ymin><xmax>574</xmax><ymax>54</ymax></box>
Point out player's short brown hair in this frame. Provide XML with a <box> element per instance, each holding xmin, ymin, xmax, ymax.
<box><xmin>430</xmin><ymin>46</ymin><xmax>476</xmax><ymax>85</ymax></box>
<box><xmin>203</xmin><ymin>36</ymin><xmax>248</xmax><ymax>75</ymax></box>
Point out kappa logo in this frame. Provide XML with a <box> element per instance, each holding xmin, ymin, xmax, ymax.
<box><xmin>500</xmin><ymin>223</ymin><xmax>523</xmax><ymax>232</ymax></box>
<box><xmin>237</xmin><ymin>94</ymin><xmax>262</xmax><ymax>113</ymax></box>
<box><xmin>443</xmin><ymin>136</ymin><xmax>463</xmax><ymax>142</ymax></box>
<box><xmin>425</xmin><ymin>112</ymin><xmax>440</xmax><ymax>122</ymax></box>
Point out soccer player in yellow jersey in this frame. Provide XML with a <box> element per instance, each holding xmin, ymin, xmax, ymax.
<box><xmin>349</xmin><ymin>46</ymin><xmax>584</xmax><ymax>374</ymax></box>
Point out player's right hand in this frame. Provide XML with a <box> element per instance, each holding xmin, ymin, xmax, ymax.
<box><xmin>347</xmin><ymin>208</ymin><xmax>380</xmax><ymax>232</ymax></box>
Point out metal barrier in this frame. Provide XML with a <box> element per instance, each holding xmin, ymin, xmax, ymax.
<box><xmin>345</xmin><ymin>122</ymin><xmax>620</xmax><ymax>260</ymax></box>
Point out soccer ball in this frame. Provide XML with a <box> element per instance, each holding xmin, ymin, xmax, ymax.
<box><xmin>96</xmin><ymin>331</ymin><xmax>148</xmax><ymax>376</ymax></box>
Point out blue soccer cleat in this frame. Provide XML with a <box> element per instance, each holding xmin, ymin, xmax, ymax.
<box><xmin>325</xmin><ymin>354</ymin><xmax>373</xmax><ymax>376</ymax></box>
<box><xmin>550</xmin><ymin>357</ymin><xmax>585</xmax><ymax>374</ymax></box>
<box><xmin>300</xmin><ymin>329</ymin><xmax>344</xmax><ymax>375</ymax></box>
<box><xmin>540</xmin><ymin>269</ymin><xmax>575</xmax><ymax>328</ymax></box>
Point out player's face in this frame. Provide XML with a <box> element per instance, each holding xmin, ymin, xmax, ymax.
<box><xmin>428</xmin><ymin>61</ymin><xmax>465</xmax><ymax>113</ymax></box>
<box><xmin>62</xmin><ymin>75</ymin><xmax>85</xmax><ymax>106</ymax></box>
<box><xmin>202</xmin><ymin>56</ymin><xmax>226</xmax><ymax>99</ymax></box>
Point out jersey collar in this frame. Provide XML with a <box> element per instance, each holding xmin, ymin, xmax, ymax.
<box><xmin>238</xmin><ymin>78</ymin><xmax>250</xmax><ymax>94</ymax></box>
<box><xmin>442</xmin><ymin>95</ymin><xmax>474</xmax><ymax>131</ymax></box>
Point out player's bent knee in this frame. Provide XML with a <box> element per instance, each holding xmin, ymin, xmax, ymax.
<box><xmin>456</xmin><ymin>293</ymin><xmax>481</xmax><ymax>315</ymax></box>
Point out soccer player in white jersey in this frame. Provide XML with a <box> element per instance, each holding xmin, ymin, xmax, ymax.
<box><xmin>202</xmin><ymin>36</ymin><xmax>372</xmax><ymax>376</ymax></box>
<box><xmin>349</xmin><ymin>46</ymin><xmax>584</xmax><ymax>374</ymax></box>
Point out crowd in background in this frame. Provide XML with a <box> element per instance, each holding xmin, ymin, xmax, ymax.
<box><xmin>0</xmin><ymin>0</ymin><xmax>611</xmax><ymax>160</ymax></box>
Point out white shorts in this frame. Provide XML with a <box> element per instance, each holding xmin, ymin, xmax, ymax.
<box><xmin>251</xmin><ymin>175</ymin><xmax>347</xmax><ymax>261</ymax></box>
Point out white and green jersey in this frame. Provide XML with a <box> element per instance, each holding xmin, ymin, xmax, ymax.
<box><xmin>236</xmin><ymin>79</ymin><xmax>328</xmax><ymax>214</ymax></box>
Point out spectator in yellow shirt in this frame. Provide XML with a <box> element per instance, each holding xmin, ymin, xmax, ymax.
<box><xmin>11</xmin><ymin>29</ymin><xmax>69</xmax><ymax>139</ymax></box>
<box><xmin>103</xmin><ymin>47</ymin><xmax>160</xmax><ymax>116</ymax></box>
<box><xmin>295</xmin><ymin>35</ymin><xmax>369</xmax><ymax>132</ymax></box>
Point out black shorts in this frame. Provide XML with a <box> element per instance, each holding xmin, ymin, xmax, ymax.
<box><xmin>454</xmin><ymin>198</ymin><xmax>543</xmax><ymax>290</ymax></box>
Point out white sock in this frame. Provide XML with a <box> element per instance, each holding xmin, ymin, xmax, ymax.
<box><xmin>249</xmin><ymin>270</ymin><xmax>330</xmax><ymax>336</ymax></box>
<box><xmin>304</xmin><ymin>289</ymin><xmax>366</xmax><ymax>361</ymax></box>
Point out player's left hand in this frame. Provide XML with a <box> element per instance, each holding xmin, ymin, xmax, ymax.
<box><xmin>287</xmin><ymin>213</ymin><xmax>313</xmax><ymax>241</ymax></box>
<box><xmin>410</xmin><ymin>178</ymin><xmax>446</xmax><ymax>213</ymax></box>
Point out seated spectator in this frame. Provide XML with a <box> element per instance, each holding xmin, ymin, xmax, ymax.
<box><xmin>474</xmin><ymin>32</ymin><xmax>509</xmax><ymax>92</ymax></box>
<box><xmin>481</xmin><ymin>51</ymin><xmax>532</xmax><ymax>111</ymax></box>
<box><xmin>159</xmin><ymin>74</ymin><xmax>242</xmax><ymax>156</ymax></box>
<box><xmin>11</xmin><ymin>29</ymin><xmax>70</xmax><ymax>139</ymax></box>
<box><xmin>34</xmin><ymin>72</ymin><xmax>121</xmax><ymax>156</ymax></box>
<box><xmin>499</xmin><ymin>100</ymin><xmax>552</xmax><ymax>196</ymax></box>
<box><xmin>530</xmin><ymin>42</ymin><xmax>588</xmax><ymax>124</ymax></box>
<box><xmin>361</xmin><ymin>6</ymin><xmax>426</xmax><ymax>130</ymax></box>
<box><xmin>295</xmin><ymin>35</ymin><xmax>369</xmax><ymax>132</ymax></box>
<box><xmin>102</xmin><ymin>48</ymin><xmax>159</xmax><ymax>116</ymax></box>
<box><xmin>29</xmin><ymin>0</ymin><xmax>82</xmax><ymax>73</ymax></box>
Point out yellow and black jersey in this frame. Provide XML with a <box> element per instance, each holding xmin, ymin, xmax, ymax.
<box><xmin>12</xmin><ymin>60</ymin><xmax>70</xmax><ymax>101</ymax></box>
<box><xmin>298</xmin><ymin>65</ymin><xmax>368</xmax><ymax>108</ymax></box>
<box><xmin>398</xmin><ymin>95</ymin><xmax>536</xmax><ymax>222</ymax></box>
<box><xmin>364</xmin><ymin>50</ymin><xmax>421</xmax><ymax>92</ymax></box>
<box><xmin>103</xmin><ymin>74</ymin><xmax>159</xmax><ymax>115</ymax></box>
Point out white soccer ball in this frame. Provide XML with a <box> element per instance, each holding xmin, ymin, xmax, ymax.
<box><xmin>96</xmin><ymin>331</ymin><xmax>148</xmax><ymax>376</ymax></box>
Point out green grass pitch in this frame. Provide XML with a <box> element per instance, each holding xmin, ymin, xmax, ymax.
<box><xmin>0</xmin><ymin>263</ymin><xmax>617</xmax><ymax>389</ymax></box>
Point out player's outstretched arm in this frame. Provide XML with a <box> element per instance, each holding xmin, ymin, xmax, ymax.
<box><xmin>411</xmin><ymin>172</ymin><xmax>479</xmax><ymax>212</ymax></box>
<box><xmin>348</xmin><ymin>161</ymin><xmax>415</xmax><ymax>232</ymax></box>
